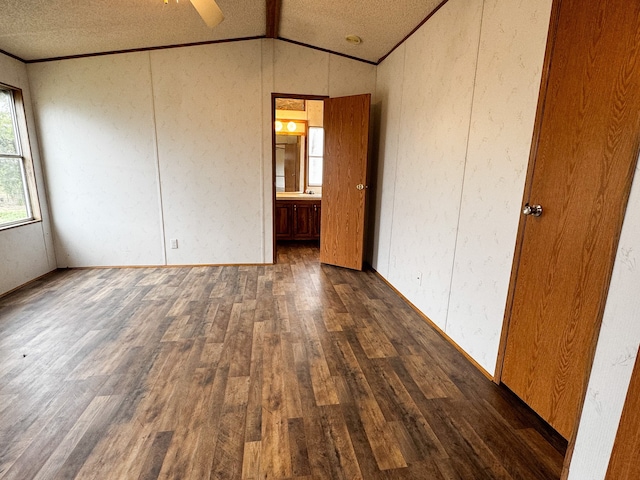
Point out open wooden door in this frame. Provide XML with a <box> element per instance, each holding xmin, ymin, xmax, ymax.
<box><xmin>320</xmin><ymin>94</ymin><xmax>371</xmax><ymax>270</ymax></box>
<box><xmin>500</xmin><ymin>0</ymin><xmax>640</xmax><ymax>439</ymax></box>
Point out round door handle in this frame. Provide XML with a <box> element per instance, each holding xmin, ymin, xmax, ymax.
<box><xmin>356</xmin><ymin>184</ymin><xmax>368</xmax><ymax>190</ymax></box>
<box><xmin>523</xmin><ymin>203</ymin><xmax>543</xmax><ymax>217</ymax></box>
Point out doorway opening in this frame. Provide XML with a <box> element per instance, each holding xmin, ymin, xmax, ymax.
<box><xmin>272</xmin><ymin>94</ymin><xmax>326</xmax><ymax>263</ymax></box>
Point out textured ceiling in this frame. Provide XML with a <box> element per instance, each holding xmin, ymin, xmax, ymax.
<box><xmin>279</xmin><ymin>0</ymin><xmax>444</xmax><ymax>64</ymax></box>
<box><xmin>0</xmin><ymin>0</ymin><xmax>444</xmax><ymax>63</ymax></box>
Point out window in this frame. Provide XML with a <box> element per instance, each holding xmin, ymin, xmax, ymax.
<box><xmin>307</xmin><ymin>126</ymin><xmax>324</xmax><ymax>187</ymax></box>
<box><xmin>0</xmin><ymin>86</ymin><xmax>38</xmax><ymax>228</ymax></box>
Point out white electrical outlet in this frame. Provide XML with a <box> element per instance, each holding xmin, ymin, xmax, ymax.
<box><xmin>170</xmin><ymin>239</ymin><xmax>178</xmax><ymax>249</ymax></box>
<box><xmin>416</xmin><ymin>271</ymin><xmax>422</xmax><ymax>286</ymax></box>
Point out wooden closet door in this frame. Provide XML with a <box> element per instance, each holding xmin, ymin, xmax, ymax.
<box><xmin>501</xmin><ymin>0</ymin><xmax>640</xmax><ymax>439</ymax></box>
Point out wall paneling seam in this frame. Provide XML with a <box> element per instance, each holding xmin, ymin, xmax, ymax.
<box><xmin>147</xmin><ymin>51</ymin><xmax>168</xmax><ymax>265</ymax></box>
<box><xmin>386</xmin><ymin>43</ymin><xmax>408</xmax><ymax>279</ymax></box>
<box><xmin>443</xmin><ymin>0</ymin><xmax>486</xmax><ymax>334</ymax></box>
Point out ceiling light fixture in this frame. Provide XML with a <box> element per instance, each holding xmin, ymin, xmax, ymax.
<box><xmin>275</xmin><ymin>119</ymin><xmax>306</xmax><ymax>134</ymax></box>
<box><xmin>345</xmin><ymin>35</ymin><xmax>362</xmax><ymax>45</ymax></box>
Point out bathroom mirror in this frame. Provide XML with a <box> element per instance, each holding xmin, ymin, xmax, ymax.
<box><xmin>275</xmin><ymin>134</ymin><xmax>304</xmax><ymax>192</ymax></box>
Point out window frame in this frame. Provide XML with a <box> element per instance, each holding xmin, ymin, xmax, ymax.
<box><xmin>0</xmin><ymin>83</ymin><xmax>41</xmax><ymax>230</ymax></box>
<box><xmin>306</xmin><ymin>126</ymin><xmax>324</xmax><ymax>188</ymax></box>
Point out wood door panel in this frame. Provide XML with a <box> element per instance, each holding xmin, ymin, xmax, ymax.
<box><xmin>275</xmin><ymin>203</ymin><xmax>292</xmax><ymax>239</ymax></box>
<box><xmin>502</xmin><ymin>0</ymin><xmax>640</xmax><ymax>439</ymax></box>
<box><xmin>320</xmin><ymin>94</ymin><xmax>371</xmax><ymax>270</ymax></box>
<box><xmin>606</xmin><ymin>350</ymin><xmax>640</xmax><ymax>479</ymax></box>
<box><xmin>293</xmin><ymin>203</ymin><xmax>314</xmax><ymax>239</ymax></box>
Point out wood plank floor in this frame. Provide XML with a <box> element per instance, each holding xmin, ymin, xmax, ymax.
<box><xmin>0</xmin><ymin>242</ymin><xmax>566</xmax><ymax>479</ymax></box>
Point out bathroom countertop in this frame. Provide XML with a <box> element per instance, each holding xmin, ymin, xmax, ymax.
<box><xmin>276</xmin><ymin>192</ymin><xmax>322</xmax><ymax>200</ymax></box>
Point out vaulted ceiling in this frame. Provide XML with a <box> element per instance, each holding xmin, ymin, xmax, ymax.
<box><xmin>0</xmin><ymin>0</ymin><xmax>446</xmax><ymax>63</ymax></box>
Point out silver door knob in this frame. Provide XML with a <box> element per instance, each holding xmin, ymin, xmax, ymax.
<box><xmin>523</xmin><ymin>203</ymin><xmax>543</xmax><ymax>217</ymax></box>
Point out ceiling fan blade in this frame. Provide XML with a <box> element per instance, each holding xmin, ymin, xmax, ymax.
<box><xmin>189</xmin><ymin>0</ymin><xmax>224</xmax><ymax>28</ymax></box>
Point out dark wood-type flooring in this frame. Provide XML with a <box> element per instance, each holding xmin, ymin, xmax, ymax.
<box><xmin>0</xmin><ymin>242</ymin><xmax>566</xmax><ymax>479</ymax></box>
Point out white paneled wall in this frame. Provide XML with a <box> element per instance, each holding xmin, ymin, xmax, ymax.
<box><xmin>446</xmin><ymin>0</ymin><xmax>553</xmax><ymax>371</ymax></box>
<box><xmin>27</xmin><ymin>39</ymin><xmax>376</xmax><ymax>268</ymax></box>
<box><xmin>370</xmin><ymin>44</ymin><xmax>406</xmax><ymax>278</ymax></box>
<box><xmin>386</xmin><ymin>0</ymin><xmax>483</xmax><ymax>330</ymax></box>
<box><xmin>273</xmin><ymin>41</ymin><xmax>329</xmax><ymax>95</ymax></box>
<box><xmin>328</xmin><ymin>55</ymin><xmax>376</xmax><ymax>99</ymax></box>
<box><xmin>0</xmin><ymin>54</ymin><xmax>55</xmax><ymax>295</ymax></box>
<box><xmin>372</xmin><ymin>0</ymin><xmax>551</xmax><ymax>373</ymax></box>
<box><xmin>28</xmin><ymin>53</ymin><xmax>164</xmax><ymax>267</ymax></box>
<box><xmin>151</xmin><ymin>43</ymin><xmax>264</xmax><ymax>265</ymax></box>
<box><xmin>261</xmin><ymin>40</ymin><xmax>276</xmax><ymax>263</ymax></box>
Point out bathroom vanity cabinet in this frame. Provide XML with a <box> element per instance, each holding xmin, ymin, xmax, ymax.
<box><xmin>275</xmin><ymin>198</ymin><xmax>321</xmax><ymax>240</ymax></box>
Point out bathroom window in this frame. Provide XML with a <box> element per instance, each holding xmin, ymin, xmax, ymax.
<box><xmin>0</xmin><ymin>86</ymin><xmax>39</xmax><ymax>229</ymax></box>
<box><xmin>307</xmin><ymin>126</ymin><xmax>324</xmax><ymax>187</ymax></box>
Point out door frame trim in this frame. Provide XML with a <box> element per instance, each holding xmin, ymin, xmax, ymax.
<box><xmin>271</xmin><ymin>93</ymin><xmax>328</xmax><ymax>264</ymax></box>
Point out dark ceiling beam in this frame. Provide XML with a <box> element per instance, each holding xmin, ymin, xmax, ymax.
<box><xmin>266</xmin><ymin>0</ymin><xmax>282</xmax><ymax>38</ymax></box>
